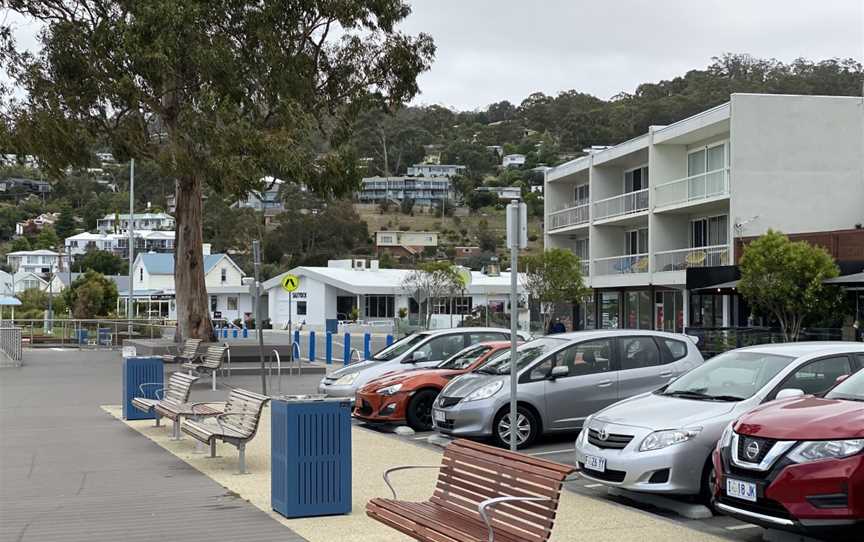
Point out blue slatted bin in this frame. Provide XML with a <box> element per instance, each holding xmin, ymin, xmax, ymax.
<box><xmin>271</xmin><ymin>397</ymin><xmax>352</xmax><ymax>518</ymax></box>
<box><xmin>122</xmin><ymin>356</ymin><xmax>163</xmax><ymax>420</ymax></box>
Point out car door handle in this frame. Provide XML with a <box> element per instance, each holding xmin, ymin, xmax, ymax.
<box><xmin>659</xmin><ymin>372</ymin><xmax>674</xmax><ymax>378</ymax></box>
<box><xmin>596</xmin><ymin>380</ymin><xmax>613</xmax><ymax>388</ymax></box>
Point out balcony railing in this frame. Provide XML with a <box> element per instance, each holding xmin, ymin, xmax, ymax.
<box><xmin>580</xmin><ymin>260</ymin><xmax>590</xmax><ymax>277</ymax></box>
<box><xmin>654</xmin><ymin>245</ymin><xmax>730</xmax><ymax>272</ymax></box>
<box><xmin>547</xmin><ymin>202</ymin><xmax>589</xmax><ymax>230</ymax></box>
<box><xmin>654</xmin><ymin>167</ymin><xmax>729</xmax><ymax>209</ymax></box>
<box><xmin>593</xmin><ymin>253</ymin><xmax>649</xmax><ymax>275</ymax></box>
<box><xmin>593</xmin><ymin>188</ymin><xmax>649</xmax><ymax>221</ymax></box>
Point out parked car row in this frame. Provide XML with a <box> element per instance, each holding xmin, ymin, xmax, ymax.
<box><xmin>319</xmin><ymin>328</ymin><xmax>864</xmax><ymax>537</ymax></box>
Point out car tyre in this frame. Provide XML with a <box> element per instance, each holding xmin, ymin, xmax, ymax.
<box><xmin>492</xmin><ymin>405</ymin><xmax>539</xmax><ymax>450</ymax></box>
<box><xmin>700</xmin><ymin>458</ymin><xmax>718</xmax><ymax>512</ymax></box>
<box><xmin>405</xmin><ymin>389</ymin><xmax>438</xmax><ymax>432</ymax></box>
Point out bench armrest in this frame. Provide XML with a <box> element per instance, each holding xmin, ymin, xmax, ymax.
<box><xmin>188</xmin><ymin>401</ymin><xmax>226</xmax><ymax>415</ymax></box>
<box><xmin>478</xmin><ymin>496</ymin><xmax>552</xmax><ymax>542</ymax></box>
<box><xmin>382</xmin><ymin>466</ymin><xmax>444</xmax><ymax>499</ymax></box>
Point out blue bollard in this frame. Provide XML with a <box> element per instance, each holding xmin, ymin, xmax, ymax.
<box><xmin>309</xmin><ymin>331</ymin><xmax>316</xmax><ymax>361</ymax></box>
<box><xmin>363</xmin><ymin>333</ymin><xmax>371</xmax><ymax>361</ymax></box>
<box><xmin>326</xmin><ymin>332</ymin><xmax>333</xmax><ymax>364</ymax></box>
<box><xmin>343</xmin><ymin>332</ymin><xmax>351</xmax><ymax>365</ymax></box>
<box><xmin>386</xmin><ymin>334</ymin><xmax>394</xmax><ymax>346</ymax></box>
<box><xmin>242</xmin><ymin>328</ymin><xmax>248</xmax><ymax>338</ymax></box>
<box><xmin>222</xmin><ymin>328</ymin><xmax>228</xmax><ymax>338</ymax></box>
<box><xmin>232</xmin><ymin>328</ymin><xmax>238</xmax><ymax>338</ymax></box>
<box><xmin>294</xmin><ymin>330</ymin><xmax>300</xmax><ymax>352</ymax></box>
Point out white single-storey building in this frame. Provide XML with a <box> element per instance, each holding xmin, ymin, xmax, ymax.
<box><xmin>263</xmin><ymin>259</ymin><xmax>530</xmax><ymax>332</ymax></box>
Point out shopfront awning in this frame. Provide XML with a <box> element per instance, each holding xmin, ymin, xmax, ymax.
<box><xmin>693</xmin><ymin>280</ymin><xmax>739</xmax><ymax>293</ymax></box>
<box><xmin>824</xmin><ymin>271</ymin><xmax>864</xmax><ymax>288</ymax></box>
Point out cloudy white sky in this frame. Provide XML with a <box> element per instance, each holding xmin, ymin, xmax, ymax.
<box><xmin>398</xmin><ymin>0</ymin><xmax>864</xmax><ymax>110</ymax></box>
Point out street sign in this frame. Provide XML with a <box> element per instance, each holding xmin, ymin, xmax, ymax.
<box><xmin>281</xmin><ymin>274</ymin><xmax>300</xmax><ymax>293</ymax></box>
<box><xmin>506</xmin><ymin>201</ymin><xmax>528</xmax><ymax>249</ymax></box>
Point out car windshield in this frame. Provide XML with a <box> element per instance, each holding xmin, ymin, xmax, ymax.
<box><xmin>475</xmin><ymin>338</ymin><xmax>567</xmax><ymax>376</ymax></box>
<box><xmin>660</xmin><ymin>351</ymin><xmax>795</xmax><ymax>401</ymax></box>
<box><xmin>437</xmin><ymin>344</ymin><xmax>493</xmax><ymax>370</ymax></box>
<box><xmin>372</xmin><ymin>333</ymin><xmax>428</xmax><ymax>361</ymax></box>
<box><xmin>826</xmin><ymin>369</ymin><xmax>864</xmax><ymax>401</ymax></box>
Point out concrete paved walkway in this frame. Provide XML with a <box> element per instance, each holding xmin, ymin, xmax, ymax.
<box><xmin>0</xmin><ymin>350</ymin><xmax>305</xmax><ymax>542</ymax></box>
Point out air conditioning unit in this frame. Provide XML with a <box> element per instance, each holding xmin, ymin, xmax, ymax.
<box><xmin>353</xmin><ymin>259</ymin><xmax>366</xmax><ymax>270</ymax></box>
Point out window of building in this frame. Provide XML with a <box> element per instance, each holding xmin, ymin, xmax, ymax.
<box><xmin>655</xmin><ymin>290</ymin><xmax>683</xmax><ymax>332</ymax></box>
<box><xmin>210</xmin><ymin>296</ymin><xmax>217</xmax><ymax>312</ymax></box>
<box><xmin>227</xmin><ymin>296</ymin><xmax>238</xmax><ymax>310</ymax></box>
<box><xmin>574</xmin><ymin>238</ymin><xmax>589</xmax><ymax>261</ymax></box>
<box><xmin>600</xmin><ymin>292</ymin><xmax>619</xmax><ymax>329</ymax></box>
<box><xmin>690</xmin><ymin>215</ymin><xmax>728</xmax><ymax>248</ymax></box>
<box><xmin>139</xmin><ymin>268</ymin><xmax>143</xmax><ymax>281</ymax></box>
<box><xmin>453</xmin><ymin>296</ymin><xmax>473</xmax><ymax>315</ymax></box>
<box><xmin>297</xmin><ymin>301</ymin><xmax>307</xmax><ymax>316</ymax></box>
<box><xmin>625</xmin><ymin>228</ymin><xmax>648</xmax><ymax>255</ymax></box>
<box><xmin>575</xmin><ymin>184</ymin><xmax>589</xmax><ymax>205</ymax></box>
<box><xmin>624</xmin><ymin>165</ymin><xmax>649</xmax><ymax>192</ymax></box>
<box><xmin>220</xmin><ymin>268</ymin><xmax>227</xmax><ymax>283</ymax></box>
<box><xmin>624</xmin><ymin>290</ymin><xmax>653</xmax><ymax>329</ymax></box>
<box><xmin>365</xmin><ymin>295</ymin><xmax>395</xmax><ymax>318</ymax></box>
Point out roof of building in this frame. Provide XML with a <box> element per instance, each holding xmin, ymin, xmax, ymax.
<box><xmin>7</xmin><ymin>249</ymin><xmax>60</xmax><ymax>256</ymax></box>
<box><xmin>135</xmin><ymin>253</ymin><xmax>241</xmax><ymax>277</ymax></box>
<box><xmin>99</xmin><ymin>212</ymin><xmax>174</xmax><ymax>220</ymax></box>
<box><xmin>263</xmin><ymin>264</ymin><xmax>524</xmax><ymax>296</ymax></box>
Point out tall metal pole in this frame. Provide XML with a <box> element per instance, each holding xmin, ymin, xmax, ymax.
<box><xmin>252</xmin><ymin>240</ymin><xmax>267</xmax><ymax>395</ymax></box>
<box><xmin>128</xmin><ymin>159</ymin><xmax>135</xmax><ymax>331</ymax></box>
<box><xmin>508</xmin><ymin>200</ymin><xmax>520</xmax><ymax>451</ymax></box>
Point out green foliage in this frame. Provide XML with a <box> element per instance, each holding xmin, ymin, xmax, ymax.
<box><xmin>738</xmin><ymin>230</ymin><xmax>841</xmax><ymax>341</ymax></box>
<box><xmin>378</xmin><ymin>252</ymin><xmax>396</xmax><ymax>269</ymax></box>
<box><xmin>400</xmin><ymin>197</ymin><xmax>415</xmax><ymax>215</ymax></box>
<box><xmin>476</xmin><ymin>219</ymin><xmax>498</xmax><ymax>252</ymax></box>
<box><xmin>34</xmin><ymin>227</ymin><xmax>60</xmax><ymax>250</ymax></box>
<box><xmin>263</xmin><ymin>200</ymin><xmax>368</xmax><ymax>269</ymax></box>
<box><xmin>54</xmin><ymin>204</ymin><xmax>76</xmax><ymax>239</ymax></box>
<box><xmin>72</xmin><ymin>250</ymin><xmax>128</xmax><ymax>276</ymax></box>
<box><xmin>202</xmin><ymin>196</ymin><xmax>260</xmax><ymax>255</ymax></box>
<box><xmin>62</xmin><ymin>270</ymin><xmax>118</xmax><ymax>318</ymax></box>
<box><xmin>10</xmin><ymin>235</ymin><xmax>31</xmax><ymax>251</ymax></box>
<box><xmin>467</xmin><ymin>191</ymin><xmax>497</xmax><ymax>211</ymax></box>
<box><xmin>16</xmin><ymin>288</ymin><xmax>49</xmax><ymax>319</ymax></box>
<box><xmin>0</xmin><ymin>206</ymin><xmax>24</xmax><ymax>241</ymax></box>
<box><xmin>520</xmin><ymin>249</ymin><xmax>588</xmax><ymax>332</ymax></box>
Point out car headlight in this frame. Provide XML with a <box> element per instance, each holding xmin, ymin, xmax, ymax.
<box><xmin>578</xmin><ymin>417</ymin><xmax>594</xmax><ymax>446</ymax></box>
<box><xmin>463</xmin><ymin>380</ymin><xmax>503</xmax><ymax>402</ymax></box>
<box><xmin>376</xmin><ymin>383</ymin><xmax>403</xmax><ymax>396</ymax></box>
<box><xmin>719</xmin><ymin>422</ymin><xmax>735</xmax><ymax>449</ymax></box>
<box><xmin>334</xmin><ymin>372</ymin><xmax>358</xmax><ymax>386</ymax></box>
<box><xmin>787</xmin><ymin>439</ymin><xmax>864</xmax><ymax>463</ymax></box>
<box><xmin>639</xmin><ymin>428</ymin><xmax>702</xmax><ymax>452</ymax></box>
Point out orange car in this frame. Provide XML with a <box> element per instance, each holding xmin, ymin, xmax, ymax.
<box><xmin>354</xmin><ymin>341</ymin><xmax>515</xmax><ymax>431</ymax></box>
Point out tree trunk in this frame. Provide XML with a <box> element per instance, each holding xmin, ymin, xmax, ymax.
<box><xmin>174</xmin><ymin>174</ymin><xmax>213</xmax><ymax>342</ymax></box>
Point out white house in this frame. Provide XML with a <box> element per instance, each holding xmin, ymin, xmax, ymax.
<box><xmin>474</xmin><ymin>186</ymin><xmax>522</xmax><ymax>200</ymax></box>
<box><xmin>15</xmin><ymin>213</ymin><xmax>59</xmax><ymax>236</ymax></box>
<box><xmin>356</xmin><ymin>176</ymin><xmax>454</xmax><ymax>206</ymax></box>
<box><xmin>263</xmin><ymin>259</ymin><xmax>530</xmax><ymax>332</ymax></box>
<box><xmin>96</xmin><ymin>212</ymin><xmax>174</xmax><ymax>233</ymax></box>
<box><xmin>502</xmin><ymin>154</ymin><xmax>526</xmax><ymax>168</ymax></box>
<box><xmin>405</xmin><ymin>164</ymin><xmax>467</xmax><ymax>178</ymax></box>
<box><xmin>234</xmin><ymin>177</ymin><xmax>285</xmax><ymax>212</ymax></box>
<box><xmin>6</xmin><ymin>250</ymin><xmax>63</xmax><ymax>274</ymax></box>
<box><xmin>65</xmin><ymin>230</ymin><xmax>176</xmax><ymax>259</ymax></box>
<box><xmin>544</xmin><ymin>93</ymin><xmax>864</xmax><ymax>332</ymax></box>
<box><xmin>120</xmin><ymin>251</ymin><xmax>252</xmax><ymax>321</ymax></box>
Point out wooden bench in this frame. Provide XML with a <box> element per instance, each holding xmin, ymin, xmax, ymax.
<box><xmin>131</xmin><ymin>371</ymin><xmax>199</xmax><ymax>427</ymax></box>
<box><xmin>367</xmin><ymin>439</ymin><xmax>575</xmax><ymax>542</ymax></box>
<box><xmin>181</xmin><ymin>388</ymin><xmax>269</xmax><ymax>474</ymax></box>
<box><xmin>182</xmin><ymin>344</ymin><xmax>228</xmax><ymax>391</ymax></box>
<box><xmin>162</xmin><ymin>338</ymin><xmax>202</xmax><ymax>364</ymax></box>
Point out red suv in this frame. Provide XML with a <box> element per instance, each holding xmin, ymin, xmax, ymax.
<box><xmin>714</xmin><ymin>360</ymin><xmax>864</xmax><ymax>537</ymax></box>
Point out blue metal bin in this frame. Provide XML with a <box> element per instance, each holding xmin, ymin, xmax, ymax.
<box><xmin>271</xmin><ymin>397</ymin><xmax>352</xmax><ymax>518</ymax></box>
<box><xmin>76</xmin><ymin>329</ymin><xmax>89</xmax><ymax>344</ymax></box>
<box><xmin>122</xmin><ymin>356</ymin><xmax>164</xmax><ymax>420</ymax></box>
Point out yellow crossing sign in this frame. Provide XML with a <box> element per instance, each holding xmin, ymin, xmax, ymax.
<box><xmin>281</xmin><ymin>274</ymin><xmax>300</xmax><ymax>293</ymax></box>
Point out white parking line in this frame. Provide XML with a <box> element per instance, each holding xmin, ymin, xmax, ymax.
<box><xmin>583</xmin><ymin>483</ymin><xmax>603</xmax><ymax>488</ymax></box>
<box><xmin>725</xmin><ymin>524</ymin><xmax>760</xmax><ymax>530</ymax></box>
<box><xmin>529</xmin><ymin>448</ymin><xmax>575</xmax><ymax>456</ymax></box>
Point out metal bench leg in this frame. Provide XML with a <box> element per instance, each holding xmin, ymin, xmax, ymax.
<box><xmin>236</xmin><ymin>443</ymin><xmax>247</xmax><ymax>475</ymax></box>
<box><xmin>170</xmin><ymin>419</ymin><xmax>182</xmax><ymax>441</ymax></box>
<box><xmin>154</xmin><ymin>414</ymin><xmax>161</xmax><ymax>428</ymax></box>
<box><xmin>212</xmin><ymin>371</ymin><xmax>216</xmax><ymax>391</ymax></box>
<box><xmin>210</xmin><ymin>439</ymin><xmax>217</xmax><ymax>458</ymax></box>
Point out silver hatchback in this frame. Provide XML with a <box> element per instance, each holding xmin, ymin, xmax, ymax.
<box><xmin>433</xmin><ymin>330</ymin><xmax>703</xmax><ymax>449</ymax></box>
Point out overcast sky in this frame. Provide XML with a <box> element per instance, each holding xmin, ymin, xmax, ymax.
<box><xmin>398</xmin><ymin>0</ymin><xmax>864</xmax><ymax>110</ymax></box>
<box><xmin>4</xmin><ymin>1</ymin><xmax>863</xmax><ymax>111</ymax></box>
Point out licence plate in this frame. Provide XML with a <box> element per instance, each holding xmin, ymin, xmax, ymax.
<box><xmin>584</xmin><ymin>455</ymin><xmax>606</xmax><ymax>473</ymax></box>
<box><xmin>726</xmin><ymin>478</ymin><xmax>758</xmax><ymax>502</ymax></box>
<box><xmin>433</xmin><ymin>409</ymin><xmax>446</xmax><ymax>423</ymax></box>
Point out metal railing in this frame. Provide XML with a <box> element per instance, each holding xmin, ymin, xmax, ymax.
<box><xmin>580</xmin><ymin>260</ymin><xmax>590</xmax><ymax>277</ymax></box>
<box><xmin>654</xmin><ymin>167</ymin><xmax>729</xmax><ymax>209</ymax></box>
<box><xmin>593</xmin><ymin>253</ymin><xmax>649</xmax><ymax>276</ymax></box>
<box><xmin>0</xmin><ymin>325</ymin><xmax>23</xmax><ymax>367</ymax></box>
<box><xmin>687</xmin><ymin>327</ymin><xmax>847</xmax><ymax>359</ymax></box>
<box><xmin>6</xmin><ymin>318</ymin><xmax>169</xmax><ymax>349</ymax></box>
<box><xmin>654</xmin><ymin>245</ymin><xmax>730</xmax><ymax>272</ymax></box>
<box><xmin>593</xmin><ymin>188</ymin><xmax>649</xmax><ymax>221</ymax></box>
<box><xmin>547</xmin><ymin>203</ymin><xmax>589</xmax><ymax>230</ymax></box>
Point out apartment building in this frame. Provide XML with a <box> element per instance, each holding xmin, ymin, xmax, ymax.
<box><xmin>65</xmin><ymin>230</ymin><xmax>176</xmax><ymax>259</ymax></box>
<box><xmin>405</xmin><ymin>164</ymin><xmax>466</xmax><ymax>178</ymax></box>
<box><xmin>6</xmin><ymin>250</ymin><xmax>63</xmax><ymax>274</ymax></box>
<box><xmin>96</xmin><ymin>212</ymin><xmax>174</xmax><ymax>233</ymax></box>
<box><xmin>357</xmin><ymin>176</ymin><xmax>454</xmax><ymax>206</ymax></box>
<box><xmin>544</xmin><ymin>93</ymin><xmax>864</xmax><ymax>333</ymax></box>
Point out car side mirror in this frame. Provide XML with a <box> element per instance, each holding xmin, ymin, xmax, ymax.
<box><xmin>549</xmin><ymin>365</ymin><xmax>569</xmax><ymax>380</ymax></box>
<box><xmin>775</xmin><ymin>388</ymin><xmax>805</xmax><ymax>400</ymax></box>
<box><xmin>405</xmin><ymin>351</ymin><xmax>427</xmax><ymax>364</ymax></box>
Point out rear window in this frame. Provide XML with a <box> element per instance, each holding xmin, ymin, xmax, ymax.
<box><xmin>664</xmin><ymin>339</ymin><xmax>688</xmax><ymax>361</ymax></box>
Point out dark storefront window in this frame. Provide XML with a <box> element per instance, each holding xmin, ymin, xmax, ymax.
<box><xmin>655</xmin><ymin>290</ymin><xmax>683</xmax><ymax>332</ymax></box>
<box><xmin>600</xmin><ymin>292</ymin><xmax>620</xmax><ymax>329</ymax></box>
<box><xmin>624</xmin><ymin>290</ymin><xmax>653</xmax><ymax>329</ymax></box>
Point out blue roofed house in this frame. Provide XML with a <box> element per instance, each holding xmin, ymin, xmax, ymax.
<box><xmin>124</xmin><ymin>251</ymin><xmax>257</xmax><ymax>322</ymax></box>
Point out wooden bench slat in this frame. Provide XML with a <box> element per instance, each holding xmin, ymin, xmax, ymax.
<box><xmin>449</xmin><ymin>439</ymin><xmax>574</xmax><ymax>477</ymax></box>
<box><xmin>430</xmin><ymin>488</ymin><xmax>554</xmax><ymax>541</ymax></box>
<box><xmin>440</xmin><ymin>457</ymin><xmax>562</xmax><ymax>497</ymax></box>
<box><xmin>434</xmin><ymin>473</ymin><xmax>558</xmax><ymax>519</ymax></box>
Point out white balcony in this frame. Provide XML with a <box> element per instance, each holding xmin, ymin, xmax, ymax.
<box><xmin>654</xmin><ymin>168</ymin><xmax>729</xmax><ymax>210</ymax></box>
<box><xmin>593</xmin><ymin>188</ymin><xmax>649</xmax><ymax>222</ymax></box>
<box><xmin>654</xmin><ymin>245</ymin><xmax>730</xmax><ymax>272</ymax></box>
<box><xmin>580</xmin><ymin>259</ymin><xmax>589</xmax><ymax>277</ymax></box>
<box><xmin>547</xmin><ymin>203</ymin><xmax>589</xmax><ymax>231</ymax></box>
<box><xmin>593</xmin><ymin>253</ymin><xmax>649</xmax><ymax>276</ymax></box>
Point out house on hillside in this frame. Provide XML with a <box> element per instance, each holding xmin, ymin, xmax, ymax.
<box><xmin>375</xmin><ymin>231</ymin><xmax>438</xmax><ymax>260</ymax></box>
<box><xmin>502</xmin><ymin>154</ymin><xmax>526</xmax><ymax>168</ymax></box>
<box><xmin>356</xmin><ymin>176</ymin><xmax>454</xmax><ymax>206</ymax></box>
<box><xmin>96</xmin><ymin>212</ymin><xmax>174</xmax><ymax>233</ymax></box>
<box><xmin>15</xmin><ymin>213</ymin><xmax>59</xmax><ymax>236</ymax></box>
<box><xmin>405</xmin><ymin>164</ymin><xmax>466</xmax><ymax>178</ymax></box>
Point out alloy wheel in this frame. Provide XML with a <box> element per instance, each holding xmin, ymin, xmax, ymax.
<box><xmin>497</xmin><ymin>412</ymin><xmax>531</xmax><ymax>446</ymax></box>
